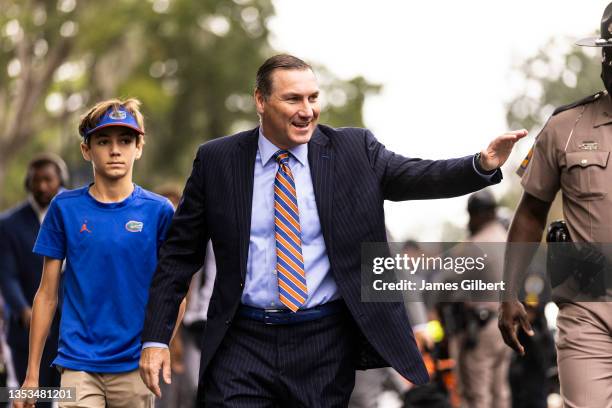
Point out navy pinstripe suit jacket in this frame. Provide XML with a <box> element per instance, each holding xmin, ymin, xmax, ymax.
<box><xmin>142</xmin><ymin>125</ymin><xmax>501</xmax><ymax>388</ymax></box>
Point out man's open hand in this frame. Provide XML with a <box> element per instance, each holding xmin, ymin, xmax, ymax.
<box><xmin>479</xmin><ymin>129</ymin><xmax>529</xmax><ymax>171</ymax></box>
<box><xmin>139</xmin><ymin>347</ymin><xmax>171</xmax><ymax>398</ymax></box>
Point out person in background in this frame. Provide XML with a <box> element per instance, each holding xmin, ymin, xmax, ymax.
<box><xmin>0</xmin><ymin>153</ymin><xmax>68</xmax><ymax>408</ymax></box>
<box><xmin>451</xmin><ymin>190</ymin><xmax>511</xmax><ymax>408</ymax></box>
<box><xmin>508</xmin><ymin>301</ymin><xmax>556</xmax><ymax>408</ymax></box>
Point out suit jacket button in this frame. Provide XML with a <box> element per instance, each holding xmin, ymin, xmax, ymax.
<box><xmin>225</xmin><ymin>319</ymin><xmax>232</xmax><ymax>325</ymax></box>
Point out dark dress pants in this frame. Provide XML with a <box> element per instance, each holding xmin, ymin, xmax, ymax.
<box><xmin>202</xmin><ymin>309</ymin><xmax>358</xmax><ymax>407</ymax></box>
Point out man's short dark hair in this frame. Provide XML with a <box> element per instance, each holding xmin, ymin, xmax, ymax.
<box><xmin>255</xmin><ymin>54</ymin><xmax>313</xmax><ymax>99</ymax></box>
<box><xmin>467</xmin><ymin>190</ymin><xmax>497</xmax><ymax>215</ymax></box>
<box><xmin>24</xmin><ymin>153</ymin><xmax>69</xmax><ymax>190</ymax></box>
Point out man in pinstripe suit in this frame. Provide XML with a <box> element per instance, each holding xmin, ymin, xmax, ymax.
<box><xmin>140</xmin><ymin>54</ymin><xmax>527</xmax><ymax>407</ymax></box>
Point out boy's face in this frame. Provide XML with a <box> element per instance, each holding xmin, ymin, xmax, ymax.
<box><xmin>81</xmin><ymin>126</ymin><xmax>143</xmax><ymax>181</ymax></box>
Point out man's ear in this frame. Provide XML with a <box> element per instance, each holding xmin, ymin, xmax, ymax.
<box><xmin>80</xmin><ymin>141</ymin><xmax>92</xmax><ymax>162</ymax></box>
<box><xmin>254</xmin><ymin>89</ymin><xmax>265</xmax><ymax>116</ymax></box>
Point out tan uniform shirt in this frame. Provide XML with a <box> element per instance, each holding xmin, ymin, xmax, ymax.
<box><xmin>519</xmin><ymin>92</ymin><xmax>612</xmax><ymax>243</ymax></box>
<box><xmin>519</xmin><ymin>93</ymin><xmax>612</xmax><ymax>407</ymax></box>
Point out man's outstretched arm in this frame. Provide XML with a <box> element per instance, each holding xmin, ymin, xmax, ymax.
<box><xmin>370</xmin><ymin>129</ymin><xmax>528</xmax><ymax>201</ymax></box>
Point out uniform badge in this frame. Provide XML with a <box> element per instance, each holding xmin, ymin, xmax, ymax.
<box><xmin>125</xmin><ymin>220</ymin><xmax>144</xmax><ymax>232</ymax></box>
<box><xmin>578</xmin><ymin>141</ymin><xmax>599</xmax><ymax>151</ymax></box>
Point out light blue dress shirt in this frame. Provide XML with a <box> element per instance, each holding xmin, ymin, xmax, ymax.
<box><xmin>241</xmin><ymin>130</ymin><xmax>340</xmax><ymax>309</ymax></box>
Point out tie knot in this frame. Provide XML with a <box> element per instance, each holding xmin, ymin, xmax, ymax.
<box><xmin>273</xmin><ymin>150</ymin><xmax>291</xmax><ymax>165</ymax></box>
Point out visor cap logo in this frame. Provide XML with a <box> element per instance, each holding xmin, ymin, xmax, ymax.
<box><xmin>109</xmin><ymin>110</ymin><xmax>127</xmax><ymax>120</ymax></box>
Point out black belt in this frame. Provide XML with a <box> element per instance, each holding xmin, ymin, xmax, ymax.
<box><xmin>237</xmin><ymin>300</ymin><xmax>346</xmax><ymax>325</ymax></box>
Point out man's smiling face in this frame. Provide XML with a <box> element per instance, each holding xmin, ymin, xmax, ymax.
<box><xmin>255</xmin><ymin>68</ymin><xmax>320</xmax><ymax>149</ymax></box>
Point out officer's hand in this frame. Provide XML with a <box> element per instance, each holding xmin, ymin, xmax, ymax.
<box><xmin>139</xmin><ymin>347</ymin><xmax>171</xmax><ymax>398</ymax></box>
<box><xmin>498</xmin><ymin>300</ymin><xmax>534</xmax><ymax>355</ymax></box>
<box><xmin>479</xmin><ymin>129</ymin><xmax>529</xmax><ymax>171</ymax></box>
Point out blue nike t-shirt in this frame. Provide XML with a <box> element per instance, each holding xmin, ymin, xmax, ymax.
<box><xmin>34</xmin><ymin>185</ymin><xmax>174</xmax><ymax>373</ymax></box>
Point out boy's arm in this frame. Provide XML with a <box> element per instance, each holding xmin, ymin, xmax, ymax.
<box><xmin>20</xmin><ymin>257</ymin><xmax>62</xmax><ymax>388</ymax></box>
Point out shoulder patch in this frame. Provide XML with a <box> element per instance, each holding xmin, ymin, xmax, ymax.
<box><xmin>552</xmin><ymin>91</ymin><xmax>605</xmax><ymax>116</ymax></box>
<box><xmin>516</xmin><ymin>144</ymin><xmax>534</xmax><ymax>177</ymax></box>
<box><xmin>520</xmin><ymin>145</ymin><xmax>534</xmax><ymax>170</ymax></box>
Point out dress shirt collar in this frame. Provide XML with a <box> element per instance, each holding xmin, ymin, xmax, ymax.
<box><xmin>258</xmin><ymin>127</ymin><xmax>308</xmax><ymax>167</ymax></box>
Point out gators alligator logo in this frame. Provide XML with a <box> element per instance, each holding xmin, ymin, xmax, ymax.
<box><xmin>109</xmin><ymin>110</ymin><xmax>127</xmax><ymax>120</ymax></box>
<box><xmin>125</xmin><ymin>220</ymin><xmax>144</xmax><ymax>232</ymax></box>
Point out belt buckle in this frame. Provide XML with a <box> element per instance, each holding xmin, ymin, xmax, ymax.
<box><xmin>263</xmin><ymin>308</ymin><xmax>289</xmax><ymax>325</ymax></box>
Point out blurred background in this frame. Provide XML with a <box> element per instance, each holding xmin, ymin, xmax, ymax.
<box><xmin>0</xmin><ymin>0</ymin><xmax>609</xmax><ymax>241</ymax></box>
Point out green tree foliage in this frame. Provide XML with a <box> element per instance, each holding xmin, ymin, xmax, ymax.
<box><xmin>503</xmin><ymin>35</ymin><xmax>602</xmax><ymax>218</ymax></box>
<box><xmin>0</xmin><ymin>0</ymin><xmax>379</xmax><ymax>208</ymax></box>
<box><xmin>506</xmin><ymin>36</ymin><xmax>602</xmax><ymax>133</ymax></box>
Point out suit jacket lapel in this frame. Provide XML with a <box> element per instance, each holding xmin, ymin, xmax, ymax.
<box><xmin>308</xmin><ymin>127</ymin><xmax>334</xmax><ymax>260</ymax></box>
<box><xmin>235</xmin><ymin>128</ymin><xmax>259</xmax><ymax>280</ymax></box>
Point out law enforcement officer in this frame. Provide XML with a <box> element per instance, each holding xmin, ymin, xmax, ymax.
<box><xmin>451</xmin><ymin>191</ymin><xmax>511</xmax><ymax>408</ymax></box>
<box><xmin>499</xmin><ymin>4</ymin><xmax>612</xmax><ymax>407</ymax></box>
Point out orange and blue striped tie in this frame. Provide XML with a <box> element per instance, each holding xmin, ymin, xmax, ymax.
<box><xmin>273</xmin><ymin>150</ymin><xmax>308</xmax><ymax>312</ymax></box>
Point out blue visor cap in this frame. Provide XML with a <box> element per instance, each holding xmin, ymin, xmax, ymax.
<box><xmin>84</xmin><ymin>107</ymin><xmax>144</xmax><ymax>137</ymax></box>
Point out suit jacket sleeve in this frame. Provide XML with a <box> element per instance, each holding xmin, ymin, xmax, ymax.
<box><xmin>142</xmin><ymin>146</ymin><xmax>210</xmax><ymax>344</ymax></box>
<box><xmin>363</xmin><ymin>129</ymin><xmax>502</xmax><ymax>200</ymax></box>
<box><xmin>0</xmin><ymin>218</ymin><xmax>30</xmax><ymax>315</ymax></box>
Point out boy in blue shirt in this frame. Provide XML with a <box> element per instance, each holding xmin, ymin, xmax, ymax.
<box><xmin>16</xmin><ymin>99</ymin><xmax>175</xmax><ymax>408</ymax></box>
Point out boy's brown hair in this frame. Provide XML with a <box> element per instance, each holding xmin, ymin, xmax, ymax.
<box><xmin>78</xmin><ymin>98</ymin><xmax>145</xmax><ymax>144</ymax></box>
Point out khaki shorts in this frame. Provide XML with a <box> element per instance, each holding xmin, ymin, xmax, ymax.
<box><xmin>59</xmin><ymin>368</ymin><xmax>154</xmax><ymax>408</ymax></box>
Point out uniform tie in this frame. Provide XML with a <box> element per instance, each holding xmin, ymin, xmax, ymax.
<box><xmin>273</xmin><ymin>150</ymin><xmax>308</xmax><ymax>312</ymax></box>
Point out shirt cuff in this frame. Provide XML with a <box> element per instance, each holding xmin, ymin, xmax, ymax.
<box><xmin>142</xmin><ymin>342</ymin><xmax>168</xmax><ymax>349</ymax></box>
<box><xmin>472</xmin><ymin>154</ymin><xmax>498</xmax><ymax>180</ymax></box>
